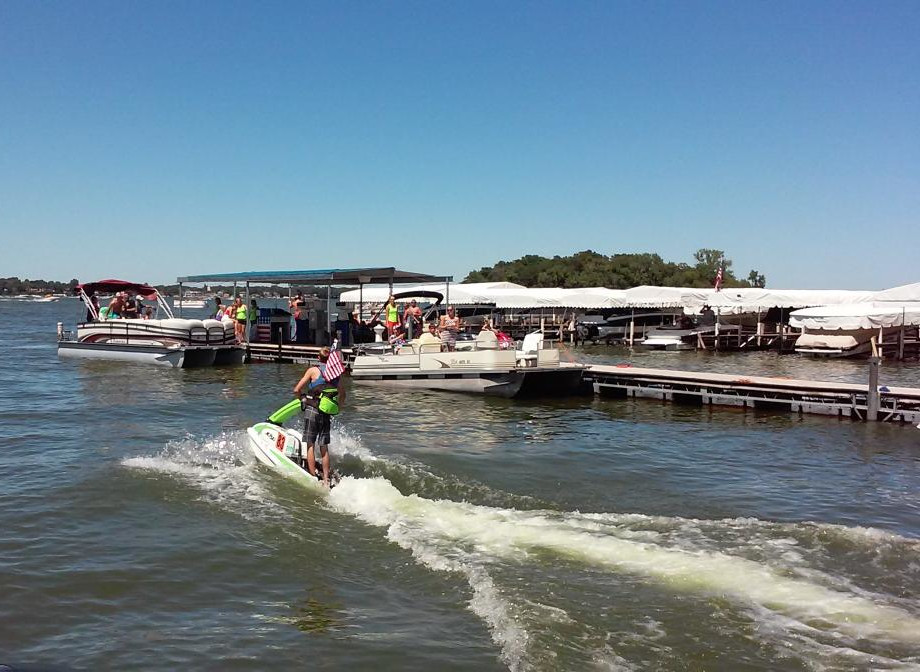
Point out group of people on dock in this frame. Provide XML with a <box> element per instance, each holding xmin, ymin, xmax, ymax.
<box><xmin>212</xmin><ymin>296</ymin><xmax>259</xmax><ymax>343</ymax></box>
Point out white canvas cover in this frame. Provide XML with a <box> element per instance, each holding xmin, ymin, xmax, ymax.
<box><xmin>788</xmin><ymin>302</ymin><xmax>920</xmax><ymax>331</ymax></box>
<box><xmin>794</xmin><ymin>334</ymin><xmax>861</xmax><ymax>350</ymax></box>
<box><xmin>488</xmin><ymin>287</ymin><xmax>625</xmax><ymax>309</ymax></box>
<box><xmin>339</xmin><ymin>283</ymin><xmax>624</xmax><ymax>309</ymax></box>
<box><xmin>338</xmin><ymin>282</ymin><xmax>526</xmax><ymax>306</ymax></box>
<box><xmin>869</xmin><ymin>282</ymin><xmax>920</xmax><ymax>302</ymax></box>
<box><xmin>681</xmin><ymin>288</ymin><xmax>875</xmax><ymax>314</ymax></box>
<box><xmin>615</xmin><ymin>286</ymin><xmax>688</xmax><ymax>308</ymax></box>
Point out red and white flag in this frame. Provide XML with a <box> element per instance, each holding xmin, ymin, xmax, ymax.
<box><xmin>714</xmin><ymin>262</ymin><xmax>724</xmax><ymax>292</ymax></box>
<box><xmin>324</xmin><ymin>348</ymin><xmax>345</xmax><ymax>381</ymax></box>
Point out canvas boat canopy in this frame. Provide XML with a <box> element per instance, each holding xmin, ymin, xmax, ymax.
<box><xmin>338</xmin><ymin>284</ymin><xmax>625</xmax><ymax>309</ymax></box>
<box><xmin>789</xmin><ymin>302</ymin><xmax>920</xmax><ymax>331</ymax></box>
<box><xmin>681</xmin><ymin>288</ymin><xmax>876</xmax><ymax>314</ymax></box>
<box><xmin>869</xmin><ymin>282</ymin><xmax>920</xmax><ymax>302</ymax></box>
<box><xmin>75</xmin><ymin>279</ymin><xmax>160</xmax><ymax>300</ymax></box>
<box><xmin>177</xmin><ymin>267</ymin><xmax>451</xmax><ymax>286</ymax></box>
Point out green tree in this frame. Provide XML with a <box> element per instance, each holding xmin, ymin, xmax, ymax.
<box><xmin>747</xmin><ymin>270</ymin><xmax>766</xmax><ymax>288</ymax></box>
<box><xmin>463</xmin><ymin>248</ymin><xmax>756</xmax><ymax>289</ymax></box>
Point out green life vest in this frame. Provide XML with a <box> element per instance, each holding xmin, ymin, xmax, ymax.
<box><xmin>317</xmin><ymin>388</ymin><xmax>340</xmax><ymax>415</ymax></box>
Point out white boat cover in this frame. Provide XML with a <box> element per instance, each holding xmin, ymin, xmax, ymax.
<box><xmin>869</xmin><ymin>282</ymin><xmax>920</xmax><ymax>302</ymax></box>
<box><xmin>338</xmin><ymin>283</ymin><xmax>625</xmax><ymax>309</ymax></box>
<box><xmin>788</xmin><ymin>302</ymin><xmax>920</xmax><ymax>330</ymax></box>
<box><xmin>795</xmin><ymin>334</ymin><xmax>861</xmax><ymax>350</ymax></box>
<box><xmin>613</xmin><ymin>286</ymin><xmax>688</xmax><ymax>308</ymax></box>
<box><xmin>341</xmin><ymin>281</ymin><xmax>920</xmax><ymax>313</ymax></box>
<box><xmin>338</xmin><ymin>282</ymin><xmax>525</xmax><ymax>306</ymax></box>
<box><xmin>681</xmin><ymin>288</ymin><xmax>875</xmax><ymax>314</ymax></box>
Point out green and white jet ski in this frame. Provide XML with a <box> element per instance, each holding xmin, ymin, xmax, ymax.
<box><xmin>247</xmin><ymin>399</ymin><xmax>340</xmax><ymax>490</ymax></box>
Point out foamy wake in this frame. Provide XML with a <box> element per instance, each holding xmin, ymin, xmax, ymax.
<box><xmin>123</xmin><ymin>428</ymin><xmax>920</xmax><ymax>670</ymax></box>
<box><xmin>329</xmin><ymin>476</ymin><xmax>920</xmax><ymax>669</ymax></box>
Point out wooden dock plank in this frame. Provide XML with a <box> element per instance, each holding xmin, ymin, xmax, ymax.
<box><xmin>585</xmin><ymin>364</ymin><xmax>920</xmax><ymax>424</ymax></box>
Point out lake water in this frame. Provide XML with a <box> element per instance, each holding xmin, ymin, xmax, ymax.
<box><xmin>2</xmin><ymin>299</ymin><xmax>919</xmax><ymax>671</ymax></box>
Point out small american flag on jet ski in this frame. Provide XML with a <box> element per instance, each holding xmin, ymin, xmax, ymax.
<box><xmin>325</xmin><ymin>346</ymin><xmax>345</xmax><ymax>381</ymax></box>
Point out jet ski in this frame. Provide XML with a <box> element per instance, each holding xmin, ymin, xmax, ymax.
<box><xmin>247</xmin><ymin>398</ymin><xmax>341</xmax><ymax>490</ymax></box>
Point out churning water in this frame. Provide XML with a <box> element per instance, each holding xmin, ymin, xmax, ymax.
<box><xmin>1</xmin><ymin>300</ymin><xmax>919</xmax><ymax>670</ymax></box>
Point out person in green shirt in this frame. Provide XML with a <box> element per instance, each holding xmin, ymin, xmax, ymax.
<box><xmin>384</xmin><ymin>295</ymin><xmax>400</xmax><ymax>337</ymax></box>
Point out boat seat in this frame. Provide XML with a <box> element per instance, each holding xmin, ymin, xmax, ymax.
<box><xmin>519</xmin><ymin>331</ymin><xmax>543</xmax><ymax>354</ymax></box>
<box><xmin>475</xmin><ymin>330</ymin><xmax>499</xmax><ymax>350</ymax></box>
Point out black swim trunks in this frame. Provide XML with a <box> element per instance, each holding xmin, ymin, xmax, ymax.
<box><xmin>303</xmin><ymin>403</ymin><xmax>331</xmax><ymax>446</ymax></box>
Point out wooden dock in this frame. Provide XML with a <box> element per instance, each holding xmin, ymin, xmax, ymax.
<box><xmin>247</xmin><ymin>342</ymin><xmax>920</xmax><ymax>425</ymax></box>
<box><xmin>585</xmin><ymin>364</ymin><xmax>920</xmax><ymax>424</ymax></box>
<box><xmin>247</xmin><ymin>342</ymin><xmax>357</xmax><ymax>365</ymax></box>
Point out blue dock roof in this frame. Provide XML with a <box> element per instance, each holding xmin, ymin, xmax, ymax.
<box><xmin>177</xmin><ymin>267</ymin><xmax>452</xmax><ymax>285</ymax></box>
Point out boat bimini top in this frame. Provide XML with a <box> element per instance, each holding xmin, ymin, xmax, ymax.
<box><xmin>74</xmin><ymin>279</ymin><xmax>174</xmax><ymax>321</ymax></box>
<box><xmin>390</xmin><ymin>289</ymin><xmax>444</xmax><ymax>323</ymax></box>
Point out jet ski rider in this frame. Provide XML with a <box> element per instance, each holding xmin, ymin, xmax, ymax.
<box><xmin>293</xmin><ymin>347</ymin><xmax>345</xmax><ymax>488</ymax></box>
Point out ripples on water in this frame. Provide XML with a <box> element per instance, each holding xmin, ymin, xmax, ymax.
<box><xmin>1</xmin><ymin>300</ymin><xmax>919</xmax><ymax>671</ymax></box>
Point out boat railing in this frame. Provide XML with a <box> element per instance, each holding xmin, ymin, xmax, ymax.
<box><xmin>77</xmin><ymin>319</ymin><xmax>235</xmax><ymax>346</ymax></box>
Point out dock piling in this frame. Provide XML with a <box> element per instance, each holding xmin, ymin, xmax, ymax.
<box><xmin>867</xmin><ymin>357</ymin><xmax>880</xmax><ymax>421</ymax></box>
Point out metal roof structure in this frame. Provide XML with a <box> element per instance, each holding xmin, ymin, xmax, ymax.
<box><xmin>177</xmin><ymin>267</ymin><xmax>452</xmax><ymax>285</ymax></box>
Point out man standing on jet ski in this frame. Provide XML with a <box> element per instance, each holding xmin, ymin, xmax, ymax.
<box><xmin>293</xmin><ymin>347</ymin><xmax>345</xmax><ymax>488</ymax></box>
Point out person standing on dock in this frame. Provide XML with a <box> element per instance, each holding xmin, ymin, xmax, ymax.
<box><xmin>234</xmin><ymin>296</ymin><xmax>248</xmax><ymax>343</ymax></box>
<box><xmin>293</xmin><ymin>347</ymin><xmax>345</xmax><ymax>488</ymax></box>
<box><xmin>699</xmin><ymin>304</ymin><xmax>716</xmax><ymax>327</ymax></box>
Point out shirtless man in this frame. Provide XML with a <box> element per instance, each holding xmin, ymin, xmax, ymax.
<box><xmin>108</xmin><ymin>293</ymin><xmax>126</xmax><ymax>319</ymax></box>
<box><xmin>404</xmin><ymin>299</ymin><xmax>423</xmax><ymax>338</ymax></box>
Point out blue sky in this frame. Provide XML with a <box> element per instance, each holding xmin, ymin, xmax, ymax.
<box><xmin>1</xmin><ymin>1</ymin><xmax>917</xmax><ymax>289</ymax></box>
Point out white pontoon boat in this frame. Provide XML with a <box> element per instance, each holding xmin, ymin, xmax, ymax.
<box><xmin>351</xmin><ymin>330</ymin><xmax>586</xmax><ymax>398</ymax></box>
<box><xmin>57</xmin><ymin>279</ymin><xmax>245</xmax><ymax>368</ymax></box>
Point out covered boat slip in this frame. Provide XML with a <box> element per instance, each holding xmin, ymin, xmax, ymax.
<box><xmin>789</xmin><ymin>296</ymin><xmax>920</xmax><ymax>360</ymax></box>
<box><xmin>336</xmin><ymin>281</ymin><xmax>920</xmax><ymax>356</ymax></box>
<box><xmin>176</xmin><ymin>267</ymin><xmax>453</xmax><ymax>348</ymax></box>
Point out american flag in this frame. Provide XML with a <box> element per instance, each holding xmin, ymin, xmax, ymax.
<box><xmin>714</xmin><ymin>261</ymin><xmax>724</xmax><ymax>292</ymax></box>
<box><xmin>324</xmin><ymin>347</ymin><xmax>345</xmax><ymax>382</ymax></box>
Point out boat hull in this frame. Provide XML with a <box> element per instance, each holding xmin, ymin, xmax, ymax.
<box><xmin>214</xmin><ymin>346</ymin><xmax>247</xmax><ymax>365</ymax></box>
<box><xmin>57</xmin><ymin>341</ymin><xmax>186</xmax><ymax>367</ymax></box>
<box><xmin>352</xmin><ymin>366</ymin><xmax>586</xmax><ymax>398</ymax></box>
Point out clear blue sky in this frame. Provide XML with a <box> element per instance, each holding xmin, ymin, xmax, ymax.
<box><xmin>1</xmin><ymin>1</ymin><xmax>917</xmax><ymax>289</ymax></box>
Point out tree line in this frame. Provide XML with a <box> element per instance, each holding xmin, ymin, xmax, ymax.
<box><xmin>0</xmin><ymin>277</ymin><xmax>340</xmax><ymax>299</ymax></box>
<box><xmin>0</xmin><ymin>277</ymin><xmax>79</xmax><ymax>295</ymax></box>
<box><xmin>464</xmin><ymin>249</ymin><xmax>767</xmax><ymax>289</ymax></box>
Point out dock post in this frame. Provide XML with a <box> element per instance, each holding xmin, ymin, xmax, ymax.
<box><xmin>245</xmin><ymin>281</ymin><xmax>251</xmax><ymax>350</ymax></box>
<box><xmin>716</xmin><ymin>308</ymin><xmax>721</xmax><ymax>351</ymax></box>
<box><xmin>756</xmin><ymin>311</ymin><xmax>762</xmax><ymax>347</ymax></box>
<box><xmin>867</xmin><ymin>357</ymin><xmax>880</xmax><ymax>421</ymax></box>
<box><xmin>628</xmin><ymin>309</ymin><xmax>635</xmax><ymax>347</ymax></box>
<box><xmin>898</xmin><ymin>309</ymin><xmax>906</xmax><ymax>360</ymax></box>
